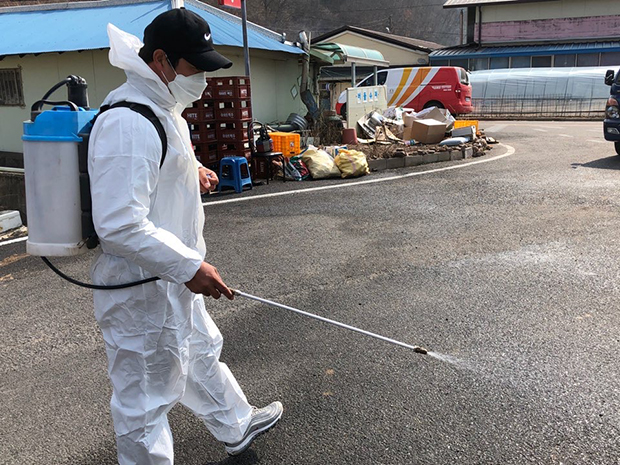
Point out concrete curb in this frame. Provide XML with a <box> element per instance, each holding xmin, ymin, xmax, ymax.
<box><xmin>0</xmin><ymin>210</ymin><xmax>22</xmax><ymax>233</ymax></box>
<box><xmin>368</xmin><ymin>146</ymin><xmax>479</xmax><ymax>172</ymax></box>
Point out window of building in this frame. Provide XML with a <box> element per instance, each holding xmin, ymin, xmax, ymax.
<box><xmin>532</xmin><ymin>56</ymin><xmax>552</xmax><ymax>68</ymax></box>
<box><xmin>0</xmin><ymin>68</ymin><xmax>25</xmax><ymax>106</ymax></box>
<box><xmin>577</xmin><ymin>53</ymin><xmax>599</xmax><ymax>67</ymax></box>
<box><xmin>601</xmin><ymin>52</ymin><xmax>620</xmax><ymax>66</ymax></box>
<box><xmin>489</xmin><ymin>56</ymin><xmax>509</xmax><ymax>70</ymax></box>
<box><xmin>554</xmin><ymin>54</ymin><xmax>576</xmax><ymax>67</ymax></box>
<box><xmin>433</xmin><ymin>60</ymin><xmax>449</xmax><ymax>66</ymax></box>
<box><xmin>511</xmin><ymin>56</ymin><xmax>531</xmax><ymax>68</ymax></box>
<box><xmin>470</xmin><ymin>58</ymin><xmax>489</xmax><ymax>71</ymax></box>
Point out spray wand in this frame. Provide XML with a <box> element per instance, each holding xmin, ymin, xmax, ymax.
<box><xmin>232</xmin><ymin>289</ymin><xmax>428</xmax><ymax>355</ymax></box>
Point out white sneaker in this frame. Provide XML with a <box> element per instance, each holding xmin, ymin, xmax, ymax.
<box><xmin>224</xmin><ymin>401</ymin><xmax>283</xmax><ymax>456</ymax></box>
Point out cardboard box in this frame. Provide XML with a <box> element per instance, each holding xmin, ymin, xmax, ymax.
<box><xmin>403</xmin><ymin>113</ymin><xmax>416</xmax><ymax>128</ymax></box>
<box><xmin>423</xmin><ymin>108</ymin><xmax>452</xmax><ymax>126</ymax></box>
<box><xmin>404</xmin><ymin>119</ymin><xmax>447</xmax><ymax>144</ymax></box>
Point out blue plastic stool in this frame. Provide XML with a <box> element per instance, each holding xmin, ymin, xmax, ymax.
<box><xmin>218</xmin><ymin>156</ymin><xmax>252</xmax><ymax>193</ymax></box>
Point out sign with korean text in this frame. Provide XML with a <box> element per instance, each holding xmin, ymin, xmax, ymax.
<box><xmin>218</xmin><ymin>0</ymin><xmax>241</xmax><ymax>9</ymax></box>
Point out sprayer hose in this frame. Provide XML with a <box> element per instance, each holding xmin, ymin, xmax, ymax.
<box><xmin>42</xmin><ymin>257</ymin><xmax>160</xmax><ymax>290</ymax></box>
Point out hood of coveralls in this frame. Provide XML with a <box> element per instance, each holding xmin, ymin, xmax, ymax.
<box><xmin>107</xmin><ymin>23</ymin><xmax>179</xmax><ymax>112</ymax></box>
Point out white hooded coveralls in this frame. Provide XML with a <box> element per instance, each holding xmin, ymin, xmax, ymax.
<box><xmin>89</xmin><ymin>24</ymin><xmax>252</xmax><ymax>465</ymax></box>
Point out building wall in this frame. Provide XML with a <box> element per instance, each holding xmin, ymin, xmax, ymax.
<box><xmin>0</xmin><ymin>47</ymin><xmax>303</xmax><ymax>154</ymax></box>
<box><xmin>481</xmin><ymin>0</ymin><xmax>620</xmax><ymax>22</ymax></box>
<box><xmin>481</xmin><ymin>15</ymin><xmax>620</xmax><ymax>43</ymax></box>
<box><xmin>215</xmin><ymin>46</ymin><xmax>305</xmax><ymax>125</ymax></box>
<box><xmin>478</xmin><ymin>0</ymin><xmax>620</xmax><ymax>44</ymax></box>
<box><xmin>318</xmin><ymin>31</ymin><xmax>430</xmax><ymax>67</ymax></box>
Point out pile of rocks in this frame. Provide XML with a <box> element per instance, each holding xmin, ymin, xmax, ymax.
<box><xmin>351</xmin><ymin>135</ymin><xmax>495</xmax><ymax>161</ymax></box>
<box><xmin>345</xmin><ymin>134</ymin><xmax>497</xmax><ymax>172</ymax></box>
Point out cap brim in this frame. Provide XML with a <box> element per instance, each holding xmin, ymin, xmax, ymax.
<box><xmin>185</xmin><ymin>49</ymin><xmax>233</xmax><ymax>72</ymax></box>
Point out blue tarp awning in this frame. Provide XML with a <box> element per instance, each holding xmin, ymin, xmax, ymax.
<box><xmin>430</xmin><ymin>41</ymin><xmax>620</xmax><ymax>59</ymax></box>
<box><xmin>0</xmin><ymin>0</ymin><xmax>302</xmax><ymax>57</ymax></box>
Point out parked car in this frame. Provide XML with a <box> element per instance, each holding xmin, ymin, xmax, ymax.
<box><xmin>335</xmin><ymin>66</ymin><xmax>473</xmax><ymax>117</ymax></box>
<box><xmin>604</xmin><ymin>69</ymin><xmax>620</xmax><ymax>155</ymax></box>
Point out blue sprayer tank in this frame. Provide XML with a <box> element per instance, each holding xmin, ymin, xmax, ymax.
<box><xmin>23</xmin><ymin>105</ymin><xmax>98</xmax><ymax>256</ymax></box>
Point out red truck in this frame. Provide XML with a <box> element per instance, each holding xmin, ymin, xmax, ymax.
<box><xmin>336</xmin><ymin>66</ymin><xmax>473</xmax><ymax>117</ymax></box>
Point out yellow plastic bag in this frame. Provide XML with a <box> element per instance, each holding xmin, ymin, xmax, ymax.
<box><xmin>301</xmin><ymin>146</ymin><xmax>341</xmax><ymax>179</ymax></box>
<box><xmin>334</xmin><ymin>149</ymin><xmax>370</xmax><ymax>178</ymax></box>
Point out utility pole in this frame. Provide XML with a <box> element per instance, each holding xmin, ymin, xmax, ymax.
<box><xmin>217</xmin><ymin>0</ymin><xmax>249</xmax><ymax>76</ymax></box>
<box><xmin>242</xmin><ymin>0</ymin><xmax>251</xmax><ymax>77</ymax></box>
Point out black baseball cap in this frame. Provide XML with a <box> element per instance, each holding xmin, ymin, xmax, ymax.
<box><xmin>143</xmin><ymin>7</ymin><xmax>232</xmax><ymax>72</ymax></box>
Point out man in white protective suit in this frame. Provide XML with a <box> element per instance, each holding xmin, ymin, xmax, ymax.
<box><xmin>88</xmin><ymin>8</ymin><xmax>282</xmax><ymax>464</ymax></box>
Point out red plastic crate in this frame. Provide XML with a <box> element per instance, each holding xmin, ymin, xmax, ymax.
<box><xmin>194</xmin><ymin>142</ymin><xmax>219</xmax><ymax>165</ymax></box>
<box><xmin>212</xmin><ymin>77</ymin><xmax>250</xmax><ymax>87</ymax></box>
<box><xmin>189</xmin><ymin>122</ymin><xmax>217</xmax><ymax>144</ymax></box>
<box><xmin>213</xmin><ymin>85</ymin><xmax>251</xmax><ymax>100</ymax></box>
<box><xmin>215</xmin><ymin>100</ymin><xmax>251</xmax><ymax>121</ymax></box>
<box><xmin>182</xmin><ymin>101</ymin><xmax>216</xmax><ymax>122</ymax></box>
<box><xmin>217</xmin><ymin>140</ymin><xmax>250</xmax><ymax>153</ymax></box>
<box><xmin>218</xmin><ymin>140</ymin><xmax>251</xmax><ymax>160</ymax></box>
<box><xmin>251</xmin><ymin>158</ymin><xmax>268</xmax><ymax>179</ymax></box>
<box><xmin>216</xmin><ymin>120</ymin><xmax>250</xmax><ymax>143</ymax></box>
<box><xmin>211</xmin><ymin>77</ymin><xmax>251</xmax><ymax>100</ymax></box>
<box><xmin>251</xmin><ymin>156</ymin><xmax>283</xmax><ymax>180</ymax></box>
<box><xmin>201</xmin><ymin>78</ymin><xmax>215</xmax><ymax>100</ymax></box>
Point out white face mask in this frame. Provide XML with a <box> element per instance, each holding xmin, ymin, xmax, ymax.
<box><xmin>162</xmin><ymin>57</ymin><xmax>207</xmax><ymax>107</ymax></box>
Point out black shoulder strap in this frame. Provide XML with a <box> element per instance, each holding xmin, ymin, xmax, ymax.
<box><xmin>98</xmin><ymin>101</ymin><xmax>168</xmax><ymax>168</ymax></box>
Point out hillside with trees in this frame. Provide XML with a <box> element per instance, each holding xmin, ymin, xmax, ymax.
<box><xmin>0</xmin><ymin>0</ymin><xmax>461</xmax><ymax>46</ymax></box>
<box><xmin>200</xmin><ymin>0</ymin><xmax>461</xmax><ymax>46</ymax></box>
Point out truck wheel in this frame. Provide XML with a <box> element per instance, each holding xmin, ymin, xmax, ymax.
<box><xmin>423</xmin><ymin>101</ymin><xmax>444</xmax><ymax>110</ymax></box>
<box><xmin>616</xmin><ymin>142</ymin><xmax>620</xmax><ymax>156</ymax></box>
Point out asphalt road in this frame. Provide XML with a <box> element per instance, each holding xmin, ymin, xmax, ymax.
<box><xmin>2</xmin><ymin>121</ymin><xmax>620</xmax><ymax>464</ymax></box>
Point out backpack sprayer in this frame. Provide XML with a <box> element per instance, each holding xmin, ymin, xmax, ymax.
<box><xmin>23</xmin><ymin>76</ymin><xmax>163</xmax><ymax>289</ymax></box>
<box><xmin>22</xmin><ymin>77</ymin><xmax>429</xmax><ymax>355</ymax></box>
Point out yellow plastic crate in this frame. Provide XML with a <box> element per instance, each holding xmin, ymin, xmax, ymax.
<box><xmin>453</xmin><ymin>120</ymin><xmax>479</xmax><ymax>133</ymax></box>
<box><xmin>269</xmin><ymin>132</ymin><xmax>300</xmax><ymax>157</ymax></box>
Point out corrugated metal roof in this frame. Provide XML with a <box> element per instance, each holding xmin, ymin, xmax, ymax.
<box><xmin>0</xmin><ymin>0</ymin><xmax>302</xmax><ymax>57</ymax></box>
<box><xmin>313</xmin><ymin>25</ymin><xmax>443</xmax><ymax>52</ymax></box>
<box><xmin>430</xmin><ymin>41</ymin><xmax>620</xmax><ymax>58</ymax></box>
<box><xmin>443</xmin><ymin>0</ymin><xmax>558</xmax><ymax>8</ymax></box>
<box><xmin>186</xmin><ymin>0</ymin><xmax>301</xmax><ymax>54</ymax></box>
<box><xmin>313</xmin><ymin>43</ymin><xmax>389</xmax><ymax>66</ymax></box>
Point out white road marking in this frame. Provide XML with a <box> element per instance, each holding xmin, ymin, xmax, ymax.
<box><xmin>558</xmin><ymin>134</ymin><xmax>573</xmax><ymax>138</ymax></box>
<box><xmin>533</xmin><ymin>128</ymin><xmax>548</xmax><ymax>132</ymax></box>
<box><xmin>0</xmin><ymin>236</ymin><xmax>27</xmax><ymax>247</ymax></box>
<box><xmin>203</xmin><ymin>144</ymin><xmax>516</xmax><ymax>207</ymax></box>
<box><xmin>587</xmin><ymin>139</ymin><xmax>608</xmax><ymax>144</ymax></box>
<box><xmin>0</xmin><ymin>145</ymin><xmax>517</xmax><ymax>247</ymax></box>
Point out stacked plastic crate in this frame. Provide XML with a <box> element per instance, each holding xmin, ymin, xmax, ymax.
<box><xmin>183</xmin><ymin>77</ymin><xmax>252</xmax><ymax>171</ymax></box>
<box><xmin>213</xmin><ymin>77</ymin><xmax>252</xmax><ymax>165</ymax></box>
<box><xmin>184</xmin><ymin>80</ymin><xmax>218</xmax><ymax>167</ymax></box>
